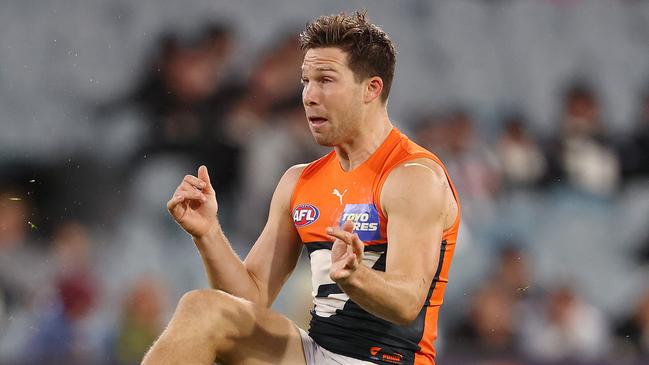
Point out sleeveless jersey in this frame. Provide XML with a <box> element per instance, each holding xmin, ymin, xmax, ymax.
<box><xmin>290</xmin><ymin>128</ymin><xmax>461</xmax><ymax>365</ymax></box>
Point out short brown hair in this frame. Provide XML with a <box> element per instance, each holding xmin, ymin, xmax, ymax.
<box><xmin>299</xmin><ymin>10</ymin><xmax>396</xmax><ymax>103</ymax></box>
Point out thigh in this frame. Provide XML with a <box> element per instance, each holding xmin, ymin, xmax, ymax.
<box><xmin>214</xmin><ymin>291</ymin><xmax>306</xmax><ymax>365</ymax></box>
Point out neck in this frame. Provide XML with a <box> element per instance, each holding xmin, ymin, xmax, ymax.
<box><xmin>335</xmin><ymin>109</ymin><xmax>393</xmax><ymax>171</ymax></box>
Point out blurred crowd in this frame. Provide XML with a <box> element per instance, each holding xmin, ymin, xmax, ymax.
<box><xmin>2</xmin><ymin>2</ymin><xmax>649</xmax><ymax>365</ymax></box>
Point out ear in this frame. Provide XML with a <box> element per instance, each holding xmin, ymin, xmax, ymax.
<box><xmin>364</xmin><ymin>76</ymin><xmax>384</xmax><ymax>104</ymax></box>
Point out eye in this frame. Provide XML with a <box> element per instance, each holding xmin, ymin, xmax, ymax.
<box><xmin>321</xmin><ymin>77</ymin><xmax>333</xmax><ymax>84</ymax></box>
<box><xmin>300</xmin><ymin>77</ymin><xmax>309</xmax><ymax>85</ymax></box>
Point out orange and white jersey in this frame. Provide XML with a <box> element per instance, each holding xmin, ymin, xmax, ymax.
<box><xmin>290</xmin><ymin>128</ymin><xmax>460</xmax><ymax>365</ymax></box>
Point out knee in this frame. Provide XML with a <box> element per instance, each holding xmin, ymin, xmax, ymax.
<box><xmin>171</xmin><ymin>290</ymin><xmax>232</xmax><ymax>341</ymax></box>
<box><xmin>176</xmin><ymin>289</ymin><xmax>254</xmax><ymax>327</ymax></box>
<box><xmin>177</xmin><ymin>289</ymin><xmax>229</xmax><ymax>318</ymax></box>
<box><xmin>173</xmin><ymin>289</ymin><xmax>256</xmax><ymax>344</ymax></box>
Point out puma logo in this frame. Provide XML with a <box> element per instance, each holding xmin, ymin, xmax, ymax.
<box><xmin>332</xmin><ymin>188</ymin><xmax>348</xmax><ymax>205</ymax></box>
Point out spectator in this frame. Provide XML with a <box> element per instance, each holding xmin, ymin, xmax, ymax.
<box><xmin>0</xmin><ymin>186</ymin><xmax>53</xmax><ymax>363</ymax></box>
<box><xmin>236</xmin><ymin>95</ymin><xmax>327</xmax><ymax>239</ymax></box>
<box><xmin>445</xmin><ymin>245</ymin><xmax>541</xmax><ymax>362</ymax></box>
<box><xmin>521</xmin><ymin>285</ymin><xmax>610</xmax><ymax>362</ymax></box>
<box><xmin>412</xmin><ymin>111</ymin><xmax>451</xmax><ymax>158</ymax></box>
<box><xmin>547</xmin><ymin>83</ymin><xmax>620</xmax><ymax>196</ymax></box>
<box><xmin>132</xmin><ymin>24</ymin><xmax>235</xmax><ymax>146</ymax></box>
<box><xmin>0</xmin><ymin>188</ymin><xmax>30</xmax><ymax>251</ymax></box>
<box><xmin>107</xmin><ymin>276</ymin><xmax>166</xmax><ymax>365</ymax></box>
<box><xmin>491</xmin><ymin>244</ymin><xmax>542</xmax><ymax>304</ymax></box>
<box><xmin>51</xmin><ymin>220</ymin><xmax>95</xmax><ymax>277</ymax></box>
<box><xmin>441</xmin><ymin>109</ymin><xmax>502</xmax><ymax>201</ymax></box>
<box><xmin>26</xmin><ymin>220</ymin><xmax>102</xmax><ymax>365</ymax></box>
<box><xmin>495</xmin><ymin>113</ymin><xmax>547</xmax><ymax>190</ymax></box>
<box><xmin>220</xmin><ymin>32</ymin><xmax>304</xmax><ymax>147</ymax></box>
<box><xmin>124</xmin><ymin>24</ymin><xmax>245</xmax><ymax>201</ymax></box>
<box><xmin>28</xmin><ymin>275</ymin><xmax>98</xmax><ymax>365</ymax></box>
<box><xmin>446</xmin><ymin>283</ymin><xmax>520</xmax><ymax>361</ymax></box>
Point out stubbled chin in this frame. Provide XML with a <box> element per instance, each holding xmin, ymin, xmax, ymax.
<box><xmin>311</xmin><ymin>131</ymin><xmax>335</xmax><ymax>147</ymax></box>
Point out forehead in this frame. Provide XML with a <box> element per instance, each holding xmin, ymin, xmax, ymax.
<box><xmin>301</xmin><ymin>47</ymin><xmax>350</xmax><ymax>74</ymax></box>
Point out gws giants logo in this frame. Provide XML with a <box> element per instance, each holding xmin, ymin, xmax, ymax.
<box><xmin>293</xmin><ymin>204</ymin><xmax>320</xmax><ymax>227</ymax></box>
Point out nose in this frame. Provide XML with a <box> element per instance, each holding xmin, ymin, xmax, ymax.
<box><xmin>302</xmin><ymin>83</ymin><xmax>319</xmax><ymax>107</ymax></box>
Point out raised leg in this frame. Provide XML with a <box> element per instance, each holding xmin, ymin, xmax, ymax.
<box><xmin>142</xmin><ymin>289</ymin><xmax>306</xmax><ymax>365</ymax></box>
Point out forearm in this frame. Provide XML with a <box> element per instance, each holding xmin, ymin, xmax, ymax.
<box><xmin>193</xmin><ymin>221</ymin><xmax>262</xmax><ymax>303</ymax></box>
<box><xmin>336</xmin><ymin>265</ymin><xmax>426</xmax><ymax>325</ymax></box>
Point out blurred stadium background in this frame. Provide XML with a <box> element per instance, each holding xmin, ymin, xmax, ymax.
<box><xmin>1</xmin><ymin>0</ymin><xmax>649</xmax><ymax>364</ymax></box>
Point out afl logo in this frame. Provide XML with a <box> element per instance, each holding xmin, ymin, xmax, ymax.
<box><xmin>293</xmin><ymin>204</ymin><xmax>320</xmax><ymax>227</ymax></box>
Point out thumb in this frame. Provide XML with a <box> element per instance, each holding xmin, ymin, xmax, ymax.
<box><xmin>342</xmin><ymin>219</ymin><xmax>355</xmax><ymax>233</ymax></box>
<box><xmin>197</xmin><ymin>165</ymin><xmax>214</xmax><ymax>192</ymax></box>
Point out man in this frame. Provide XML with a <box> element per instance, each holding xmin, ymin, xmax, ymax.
<box><xmin>143</xmin><ymin>10</ymin><xmax>460</xmax><ymax>365</ymax></box>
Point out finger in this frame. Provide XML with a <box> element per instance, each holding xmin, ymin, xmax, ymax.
<box><xmin>326</xmin><ymin>227</ymin><xmax>355</xmax><ymax>244</ymax></box>
<box><xmin>342</xmin><ymin>219</ymin><xmax>355</xmax><ymax>233</ymax></box>
<box><xmin>350</xmin><ymin>233</ymin><xmax>364</xmax><ymax>256</ymax></box>
<box><xmin>334</xmin><ymin>253</ymin><xmax>357</xmax><ymax>273</ymax></box>
<box><xmin>178</xmin><ymin>181</ymin><xmax>207</xmax><ymax>194</ymax></box>
<box><xmin>174</xmin><ymin>190</ymin><xmax>207</xmax><ymax>204</ymax></box>
<box><xmin>183</xmin><ymin>175</ymin><xmax>206</xmax><ymax>190</ymax></box>
<box><xmin>345</xmin><ymin>253</ymin><xmax>358</xmax><ymax>269</ymax></box>
<box><xmin>346</xmin><ymin>243</ymin><xmax>356</xmax><ymax>260</ymax></box>
<box><xmin>167</xmin><ymin>194</ymin><xmax>183</xmax><ymax>212</ymax></box>
<box><xmin>197</xmin><ymin>165</ymin><xmax>214</xmax><ymax>193</ymax></box>
<box><xmin>167</xmin><ymin>193</ymin><xmax>189</xmax><ymax>216</ymax></box>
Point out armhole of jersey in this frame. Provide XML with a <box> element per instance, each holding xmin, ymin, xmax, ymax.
<box><xmin>289</xmin><ymin>165</ymin><xmax>308</xmax><ymax>210</ymax></box>
<box><xmin>374</xmin><ymin>152</ymin><xmax>461</xmax><ymax>232</ymax></box>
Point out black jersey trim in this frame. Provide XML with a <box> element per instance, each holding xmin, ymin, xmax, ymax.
<box><xmin>305</xmin><ymin>241</ymin><xmax>387</xmax><ymax>255</ymax></box>
<box><xmin>413</xmin><ymin>239</ymin><xmax>448</xmax><ymax>347</ymax></box>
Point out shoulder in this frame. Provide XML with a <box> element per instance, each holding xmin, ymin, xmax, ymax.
<box><xmin>380</xmin><ymin>158</ymin><xmax>456</xmax><ymax>227</ymax></box>
<box><xmin>383</xmin><ymin>158</ymin><xmax>447</xmax><ymax>194</ymax></box>
<box><xmin>380</xmin><ymin>130</ymin><xmax>446</xmax><ymax>179</ymax></box>
<box><xmin>278</xmin><ymin>164</ymin><xmax>308</xmax><ymax>190</ymax></box>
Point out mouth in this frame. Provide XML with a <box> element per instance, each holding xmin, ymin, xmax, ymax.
<box><xmin>308</xmin><ymin>116</ymin><xmax>328</xmax><ymax>126</ymax></box>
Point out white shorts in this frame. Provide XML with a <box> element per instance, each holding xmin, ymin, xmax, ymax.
<box><xmin>298</xmin><ymin>328</ymin><xmax>374</xmax><ymax>365</ymax></box>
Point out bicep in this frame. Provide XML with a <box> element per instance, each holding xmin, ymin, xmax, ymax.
<box><xmin>383</xmin><ymin>162</ymin><xmax>448</xmax><ymax>299</ymax></box>
<box><xmin>244</xmin><ymin>165</ymin><xmax>304</xmax><ymax>306</ymax></box>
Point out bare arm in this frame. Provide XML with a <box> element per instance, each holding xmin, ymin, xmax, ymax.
<box><xmin>168</xmin><ymin>165</ymin><xmax>305</xmax><ymax>307</ymax></box>
<box><xmin>242</xmin><ymin>166</ymin><xmax>305</xmax><ymax>307</ymax></box>
<box><xmin>329</xmin><ymin>159</ymin><xmax>456</xmax><ymax>324</ymax></box>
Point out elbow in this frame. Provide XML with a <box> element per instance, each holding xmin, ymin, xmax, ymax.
<box><xmin>245</xmin><ymin>270</ymin><xmax>269</xmax><ymax>307</ymax></box>
<box><xmin>389</xmin><ymin>303</ymin><xmax>422</xmax><ymax>326</ymax></box>
<box><xmin>378</xmin><ymin>288</ymin><xmax>428</xmax><ymax>325</ymax></box>
<box><xmin>389</xmin><ymin>313</ymin><xmax>417</xmax><ymax>326</ymax></box>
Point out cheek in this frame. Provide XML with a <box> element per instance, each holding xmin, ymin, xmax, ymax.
<box><xmin>331</xmin><ymin>85</ymin><xmax>358</xmax><ymax>108</ymax></box>
<box><xmin>323</xmin><ymin>84</ymin><xmax>360</xmax><ymax>125</ymax></box>
<box><xmin>342</xmin><ymin>87</ymin><xmax>363</xmax><ymax>115</ymax></box>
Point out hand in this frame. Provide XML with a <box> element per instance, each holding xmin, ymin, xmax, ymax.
<box><xmin>166</xmin><ymin>165</ymin><xmax>218</xmax><ymax>238</ymax></box>
<box><xmin>327</xmin><ymin>220</ymin><xmax>364</xmax><ymax>283</ymax></box>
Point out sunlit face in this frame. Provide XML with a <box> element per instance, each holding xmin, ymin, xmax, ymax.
<box><xmin>301</xmin><ymin>47</ymin><xmax>365</xmax><ymax>146</ymax></box>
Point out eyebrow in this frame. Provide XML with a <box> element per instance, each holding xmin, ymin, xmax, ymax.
<box><xmin>301</xmin><ymin>65</ymin><xmax>340</xmax><ymax>77</ymax></box>
<box><xmin>302</xmin><ymin>66</ymin><xmax>338</xmax><ymax>72</ymax></box>
<box><xmin>315</xmin><ymin>66</ymin><xmax>337</xmax><ymax>72</ymax></box>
